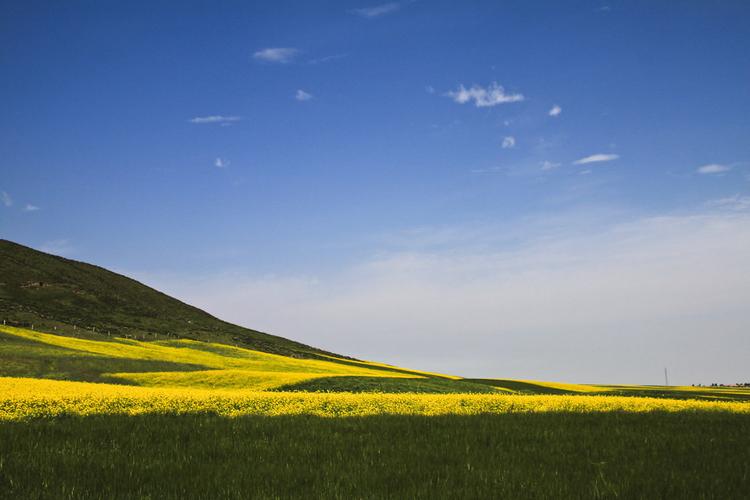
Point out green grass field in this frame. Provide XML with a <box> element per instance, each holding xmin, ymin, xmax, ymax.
<box><xmin>2</xmin><ymin>412</ymin><xmax>749</xmax><ymax>499</ymax></box>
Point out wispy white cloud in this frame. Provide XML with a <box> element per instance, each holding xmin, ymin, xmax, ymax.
<box><xmin>23</xmin><ymin>204</ymin><xmax>40</xmax><ymax>212</ymax></box>
<box><xmin>307</xmin><ymin>53</ymin><xmax>347</xmax><ymax>65</ymax></box>
<box><xmin>573</xmin><ymin>153</ymin><xmax>619</xmax><ymax>165</ymax></box>
<box><xmin>501</xmin><ymin>136</ymin><xmax>516</xmax><ymax>149</ymax></box>
<box><xmin>706</xmin><ymin>194</ymin><xmax>750</xmax><ymax>211</ymax></box>
<box><xmin>697</xmin><ymin>163</ymin><xmax>730</xmax><ymax>175</ymax></box>
<box><xmin>540</xmin><ymin>161</ymin><xmax>561</xmax><ymax>171</ymax></box>
<box><xmin>214</xmin><ymin>158</ymin><xmax>229</xmax><ymax>168</ymax></box>
<box><xmin>39</xmin><ymin>239</ymin><xmax>73</xmax><ymax>257</ymax></box>
<box><xmin>549</xmin><ymin>104</ymin><xmax>562</xmax><ymax>117</ymax></box>
<box><xmin>189</xmin><ymin>116</ymin><xmax>241</xmax><ymax>125</ymax></box>
<box><xmin>295</xmin><ymin>89</ymin><xmax>313</xmax><ymax>101</ymax></box>
<box><xmin>253</xmin><ymin>47</ymin><xmax>299</xmax><ymax>63</ymax></box>
<box><xmin>471</xmin><ymin>166</ymin><xmax>504</xmax><ymax>174</ymax></box>
<box><xmin>579</xmin><ymin>169</ymin><xmax>592</xmax><ymax>175</ymax></box>
<box><xmin>445</xmin><ymin>82</ymin><xmax>524</xmax><ymax>108</ymax></box>
<box><xmin>1</xmin><ymin>191</ymin><xmax>12</xmax><ymax>207</ymax></box>
<box><xmin>351</xmin><ymin>2</ymin><xmax>401</xmax><ymax>18</ymax></box>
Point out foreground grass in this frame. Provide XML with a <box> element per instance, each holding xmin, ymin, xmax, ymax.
<box><xmin>1</xmin><ymin>412</ymin><xmax>748</xmax><ymax>499</ymax></box>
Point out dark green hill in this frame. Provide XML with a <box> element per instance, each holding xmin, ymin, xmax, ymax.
<box><xmin>0</xmin><ymin>239</ymin><xmax>330</xmax><ymax>357</ymax></box>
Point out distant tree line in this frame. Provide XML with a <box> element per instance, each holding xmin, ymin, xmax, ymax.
<box><xmin>693</xmin><ymin>383</ymin><xmax>750</xmax><ymax>388</ymax></box>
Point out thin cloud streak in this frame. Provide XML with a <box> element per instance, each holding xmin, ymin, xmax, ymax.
<box><xmin>253</xmin><ymin>47</ymin><xmax>299</xmax><ymax>63</ymax></box>
<box><xmin>471</xmin><ymin>166</ymin><xmax>504</xmax><ymax>174</ymax></box>
<box><xmin>706</xmin><ymin>195</ymin><xmax>750</xmax><ymax>211</ymax></box>
<box><xmin>351</xmin><ymin>3</ymin><xmax>401</xmax><ymax>18</ymax></box>
<box><xmin>39</xmin><ymin>239</ymin><xmax>74</xmax><ymax>257</ymax></box>
<box><xmin>189</xmin><ymin>116</ymin><xmax>241</xmax><ymax>125</ymax></box>
<box><xmin>697</xmin><ymin>163</ymin><xmax>731</xmax><ymax>175</ymax></box>
<box><xmin>1</xmin><ymin>191</ymin><xmax>12</xmax><ymax>207</ymax></box>
<box><xmin>307</xmin><ymin>53</ymin><xmax>347</xmax><ymax>65</ymax></box>
<box><xmin>573</xmin><ymin>153</ymin><xmax>619</xmax><ymax>165</ymax></box>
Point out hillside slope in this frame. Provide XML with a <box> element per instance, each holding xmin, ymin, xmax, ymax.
<box><xmin>0</xmin><ymin>239</ymin><xmax>325</xmax><ymax>357</ymax></box>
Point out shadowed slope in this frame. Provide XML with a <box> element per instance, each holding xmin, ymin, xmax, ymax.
<box><xmin>273</xmin><ymin>376</ymin><xmax>504</xmax><ymax>394</ymax></box>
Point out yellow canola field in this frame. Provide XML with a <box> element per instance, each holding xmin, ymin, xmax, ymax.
<box><xmin>0</xmin><ymin>326</ymin><xmax>414</xmax><ymax>376</ymax></box>
<box><xmin>0</xmin><ymin>326</ymin><xmax>430</xmax><ymax>390</ymax></box>
<box><xmin>1</xmin><ymin>377</ymin><xmax>748</xmax><ymax>421</ymax></box>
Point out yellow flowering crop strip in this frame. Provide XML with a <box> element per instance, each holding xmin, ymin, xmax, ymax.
<box><xmin>0</xmin><ymin>326</ymin><xmax>433</xmax><ymax>380</ymax></box>
<box><xmin>1</xmin><ymin>377</ymin><xmax>748</xmax><ymax>421</ymax></box>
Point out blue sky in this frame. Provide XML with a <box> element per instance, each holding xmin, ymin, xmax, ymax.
<box><xmin>2</xmin><ymin>1</ymin><xmax>749</xmax><ymax>383</ymax></box>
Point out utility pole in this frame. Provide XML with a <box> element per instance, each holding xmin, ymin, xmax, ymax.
<box><xmin>664</xmin><ymin>367</ymin><xmax>669</xmax><ymax>386</ymax></box>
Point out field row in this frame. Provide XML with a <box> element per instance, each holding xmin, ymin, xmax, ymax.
<box><xmin>2</xmin><ymin>377</ymin><xmax>749</xmax><ymax>420</ymax></box>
